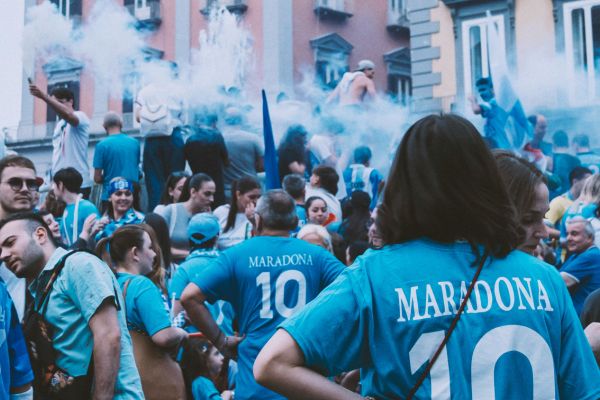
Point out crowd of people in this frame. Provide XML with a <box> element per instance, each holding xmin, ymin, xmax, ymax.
<box><xmin>0</xmin><ymin>69</ymin><xmax>598</xmax><ymax>399</ymax></box>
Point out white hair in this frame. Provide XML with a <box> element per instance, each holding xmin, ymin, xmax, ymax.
<box><xmin>297</xmin><ymin>223</ymin><xmax>332</xmax><ymax>252</ymax></box>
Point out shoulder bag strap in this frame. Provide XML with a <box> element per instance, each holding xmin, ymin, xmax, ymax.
<box><xmin>406</xmin><ymin>252</ymin><xmax>489</xmax><ymax>400</ymax></box>
<box><xmin>36</xmin><ymin>250</ymin><xmax>85</xmax><ymax>314</ymax></box>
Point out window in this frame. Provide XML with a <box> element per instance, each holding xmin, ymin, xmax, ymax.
<box><xmin>461</xmin><ymin>15</ymin><xmax>505</xmax><ymax>100</ymax></box>
<box><xmin>564</xmin><ymin>0</ymin><xmax>600</xmax><ymax>102</ymax></box>
<box><xmin>388</xmin><ymin>75</ymin><xmax>412</xmax><ymax>106</ymax></box>
<box><xmin>310</xmin><ymin>33</ymin><xmax>353</xmax><ymax>90</ymax></box>
<box><xmin>316</xmin><ymin>57</ymin><xmax>349</xmax><ymax>89</ymax></box>
<box><xmin>50</xmin><ymin>0</ymin><xmax>82</xmax><ymax>24</ymax></box>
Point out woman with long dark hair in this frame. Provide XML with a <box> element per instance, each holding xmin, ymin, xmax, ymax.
<box><xmin>155</xmin><ymin>173</ymin><xmax>216</xmax><ymax>262</ymax></box>
<box><xmin>254</xmin><ymin>114</ymin><xmax>600</xmax><ymax>398</ymax></box>
<box><xmin>337</xmin><ymin>190</ymin><xmax>371</xmax><ymax>243</ymax></box>
<box><xmin>95</xmin><ymin>177</ymin><xmax>144</xmax><ymax>241</ymax></box>
<box><xmin>213</xmin><ymin>176</ymin><xmax>261</xmax><ymax>250</ymax></box>
<box><xmin>494</xmin><ymin>150</ymin><xmax>549</xmax><ymax>255</ymax></box>
<box><xmin>154</xmin><ymin>171</ymin><xmax>190</xmax><ymax>214</ymax></box>
<box><xmin>96</xmin><ymin>224</ymin><xmax>187</xmax><ymax>399</ymax></box>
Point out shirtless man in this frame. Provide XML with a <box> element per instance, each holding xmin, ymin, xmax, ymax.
<box><xmin>326</xmin><ymin>60</ymin><xmax>376</xmax><ymax>106</ymax></box>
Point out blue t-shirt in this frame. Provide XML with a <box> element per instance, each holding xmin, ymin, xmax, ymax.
<box><xmin>577</xmin><ymin>151</ymin><xmax>600</xmax><ymax>174</ymax></box>
<box><xmin>0</xmin><ymin>281</ymin><xmax>33</xmax><ymax>397</ymax></box>
<box><xmin>192</xmin><ymin>236</ymin><xmax>344</xmax><ymax>400</ymax></box>
<box><xmin>560</xmin><ymin>246</ymin><xmax>600</xmax><ymax>315</ymax></box>
<box><xmin>117</xmin><ymin>273</ymin><xmax>171</xmax><ymax>336</ymax></box>
<box><xmin>93</xmin><ymin>133</ymin><xmax>140</xmax><ymax>200</ymax></box>
<box><xmin>552</xmin><ymin>153</ymin><xmax>581</xmax><ymax>197</ymax></box>
<box><xmin>293</xmin><ymin>204</ymin><xmax>307</xmax><ymax>234</ymax></box>
<box><xmin>343</xmin><ymin>164</ymin><xmax>384</xmax><ymax>209</ymax></box>
<box><xmin>60</xmin><ymin>199</ymin><xmax>100</xmax><ymax>246</ymax></box>
<box><xmin>191</xmin><ymin>376</ymin><xmax>221</xmax><ymax>400</ymax></box>
<box><xmin>282</xmin><ymin>239</ymin><xmax>600</xmax><ymax>399</ymax></box>
<box><xmin>169</xmin><ymin>249</ymin><xmax>234</xmax><ymax>336</ymax></box>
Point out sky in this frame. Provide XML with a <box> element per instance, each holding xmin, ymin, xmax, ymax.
<box><xmin>0</xmin><ymin>1</ymin><xmax>24</xmax><ymax>131</ymax></box>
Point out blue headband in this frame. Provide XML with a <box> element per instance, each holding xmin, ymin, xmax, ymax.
<box><xmin>109</xmin><ymin>179</ymin><xmax>133</xmax><ymax>196</ymax></box>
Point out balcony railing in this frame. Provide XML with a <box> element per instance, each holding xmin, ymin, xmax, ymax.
<box><xmin>314</xmin><ymin>0</ymin><xmax>353</xmax><ymax>20</ymax></box>
<box><xmin>387</xmin><ymin>4</ymin><xmax>409</xmax><ymax>33</ymax></box>
<box><xmin>125</xmin><ymin>0</ymin><xmax>162</xmax><ymax>30</ymax></box>
<box><xmin>201</xmin><ymin>0</ymin><xmax>248</xmax><ymax>16</ymax></box>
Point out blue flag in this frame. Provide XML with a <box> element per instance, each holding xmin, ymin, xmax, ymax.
<box><xmin>484</xmin><ymin>14</ymin><xmax>532</xmax><ymax>150</ymax></box>
<box><xmin>262</xmin><ymin>90</ymin><xmax>280</xmax><ymax>189</ymax></box>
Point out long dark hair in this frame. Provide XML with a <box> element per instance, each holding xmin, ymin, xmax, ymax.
<box><xmin>493</xmin><ymin>150</ymin><xmax>547</xmax><ymax>242</ymax></box>
<box><xmin>106</xmin><ymin>179</ymin><xmax>141</xmax><ymax>220</ymax></box>
<box><xmin>159</xmin><ymin>171</ymin><xmax>190</xmax><ymax>205</ymax></box>
<box><xmin>178</xmin><ymin>173</ymin><xmax>214</xmax><ymax>203</ymax></box>
<box><xmin>278</xmin><ymin>125</ymin><xmax>308</xmax><ymax>175</ymax></box>
<box><xmin>96</xmin><ymin>223</ymin><xmax>166</xmax><ymax>293</ymax></box>
<box><xmin>143</xmin><ymin>212</ymin><xmax>172</xmax><ymax>270</ymax></box>
<box><xmin>224</xmin><ymin>176</ymin><xmax>261</xmax><ymax>232</ymax></box>
<box><xmin>340</xmin><ymin>191</ymin><xmax>371</xmax><ymax>243</ymax></box>
<box><xmin>377</xmin><ymin>114</ymin><xmax>520</xmax><ymax>260</ymax></box>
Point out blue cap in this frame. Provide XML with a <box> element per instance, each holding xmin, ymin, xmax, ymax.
<box><xmin>187</xmin><ymin>213</ymin><xmax>220</xmax><ymax>245</ymax></box>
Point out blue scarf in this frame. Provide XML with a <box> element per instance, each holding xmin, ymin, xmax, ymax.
<box><xmin>95</xmin><ymin>208</ymin><xmax>145</xmax><ymax>241</ymax></box>
<box><xmin>186</xmin><ymin>248</ymin><xmax>219</xmax><ymax>261</ymax></box>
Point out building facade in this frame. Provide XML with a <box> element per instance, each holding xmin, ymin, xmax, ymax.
<box><xmin>14</xmin><ymin>0</ymin><xmax>600</xmax><ymax>173</ymax></box>
<box><xmin>14</xmin><ymin>0</ymin><xmax>411</xmax><ymax>176</ymax></box>
<box><xmin>407</xmin><ymin>0</ymin><xmax>599</xmax><ymax>134</ymax></box>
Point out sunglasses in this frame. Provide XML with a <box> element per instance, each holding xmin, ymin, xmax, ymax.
<box><xmin>2</xmin><ymin>177</ymin><xmax>40</xmax><ymax>192</ymax></box>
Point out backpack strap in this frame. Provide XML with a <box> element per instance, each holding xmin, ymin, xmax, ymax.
<box><xmin>36</xmin><ymin>250</ymin><xmax>92</xmax><ymax>314</ymax></box>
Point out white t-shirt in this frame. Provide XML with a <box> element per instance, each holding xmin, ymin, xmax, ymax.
<box><xmin>309</xmin><ymin>134</ymin><xmax>335</xmax><ymax>164</ymax></box>
<box><xmin>213</xmin><ymin>204</ymin><xmax>253</xmax><ymax>250</ymax></box>
<box><xmin>52</xmin><ymin>110</ymin><xmax>92</xmax><ymax>188</ymax></box>
<box><xmin>305</xmin><ymin>185</ymin><xmax>342</xmax><ymax>222</ymax></box>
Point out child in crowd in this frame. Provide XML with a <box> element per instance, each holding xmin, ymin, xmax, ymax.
<box><xmin>180</xmin><ymin>337</ymin><xmax>233</xmax><ymax>400</ymax></box>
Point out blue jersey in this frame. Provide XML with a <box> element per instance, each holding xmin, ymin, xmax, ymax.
<box><xmin>343</xmin><ymin>164</ymin><xmax>384</xmax><ymax>209</ymax></box>
<box><xmin>282</xmin><ymin>239</ymin><xmax>600</xmax><ymax>399</ymax></box>
<box><xmin>560</xmin><ymin>246</ymin><xmax>600</xmax><ymax>314</ymax></box>
<box><xmin>117</xmin><ymin>273</ymin><xmax>171</xmax><ymax>336</ymax></box>
<box><xmin>192</xmin><ymin>236</ymin><xmax>344</xmax><ymax>400</ymax></box>
<box><xmin>578</xmin><ymin>151</ymin><xmax>600</xmax><ymax>174</ymax></box>
<box><xmin>60</xmin><ymin>199</ymin><xmax>99</xmax><ymax>246</ymax></box>
<box><xmin>0</xmin><ymin>282</ymin><xmax>33</xmax><ymax>397</ymax></box>
<box><xmin>170</xmin><ymin>249</ymin><xmax>234</xmax><ymax>335</ymax></box>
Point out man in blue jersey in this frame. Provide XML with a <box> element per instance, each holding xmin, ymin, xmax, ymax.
<box><xmin>52</xmin><ymin>168</ymin><xmax>100</xmax><ymax>247</ymax></box>
<box><xmin>343</xmin><ymin>146</ymin><xmax>384</xmax><ymax>210</ymax></box>
<box><xmin>254</xmin><ymin>114</ymin><xmax>600</xmax><ymax>399</ymax></box>
<box><xmin>181</xmin><ymin>190</ymin><xmax>344</xmax><ymax>400</ymax></box>
<box><xmin>560</xmin><ymin>217</ymin><xmax>600</xmax><ymax>315</ymax></box>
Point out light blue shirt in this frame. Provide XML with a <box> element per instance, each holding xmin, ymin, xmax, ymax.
<box><xmin>60</xmin><ymin>198</ymin><xmax>99</xmax><ymax>246</ymax></box>
<box><xmin>117</xmin><ymin>273</ymin><xmax>171</xmax><ymax>336</ymax></box>
<box><xmin>29</xmin><ymin>248</ymin><xmax>143</xmax><ymax>399</ymax></box>
<box><xmin>170</xmin><ymin>249</ymin><xmax>234</xmax><ymax>335</ymax></box>
<box><xmin>282</xmin><ymin>239</ymin><xmax>600</xmax><ymax>399</ymax></box>
<box><xmin>193</xmin><ymin>236</ymin><xmax>344</xmax><ymax>400</ymax></box>
<box><xmin>93</xmin><ymin>133</ymin><xmax>140</xmax><ymax>200</ymax></box>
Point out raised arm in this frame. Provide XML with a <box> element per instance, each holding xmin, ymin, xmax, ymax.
<box><xmin>29</xmin><ymin>84</ymin><xmax>79</xmax><ymax>126</ymax></box>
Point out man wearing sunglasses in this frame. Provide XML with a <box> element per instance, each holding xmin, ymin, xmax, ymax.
<box><xmin>0</xmin><ymin>155</ymin><xmax>43</xmax><ymax>323</ymax></box>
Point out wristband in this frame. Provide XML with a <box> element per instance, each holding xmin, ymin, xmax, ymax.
<box><xmin>10</xmin><ymin>387</ymin><xmax>33</xmax><ymax>400</ymax></box>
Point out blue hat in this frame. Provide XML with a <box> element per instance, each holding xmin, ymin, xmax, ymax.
<box><xmin>188</xmin><ymin>213</ymin><xmax>220</xmax><ymax>245</ymax></box>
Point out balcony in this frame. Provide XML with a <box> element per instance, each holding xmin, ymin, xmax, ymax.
<box><xmin>314</xmin><ymin>0</ymin><xmax>353</xmax><ymax>21</ymax></box>
<box><xmin>201</xmin><ymin>0</ymin><xmax>248</xmax><ymax>17</ymax></box>
<box><xmin>387</xmin><ymin>5</ymin><xmax>409</xmax><ymax>34</ymax></box>
<box><xmin>125</xmin><ymin>0</ymin><xmax>162</xmax><ymax>31</ymax></box>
